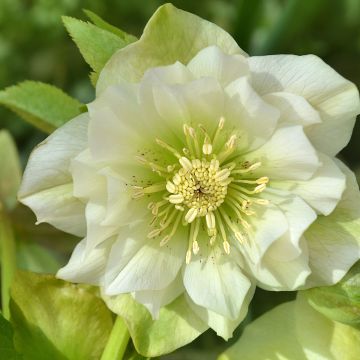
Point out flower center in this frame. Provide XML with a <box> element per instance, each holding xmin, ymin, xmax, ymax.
<box><xmin>167</xmin><ymin>158</ymin><xmax>228</xmax><ymax>219</ymax></box>
<box><xmin>132</xmin><ymin>117</ymin><xmax>269</xmax><ymax>263</ymax></box>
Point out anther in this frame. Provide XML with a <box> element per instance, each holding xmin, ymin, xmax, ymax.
<box><xmin>169</xmin><ymin>194</ymin><xmax>184</xmax><ymax>204</ymax></box>
<box><xmin>179</xmin><ymin>157</ymin><xmax>193</xmax><ymax>171</ymax></box>
<box><xmin>185</xmin><ymin>207</ymin><xmax>198</xmax><ymax>223</ymax></box>
<box><xmin>166</xmin><ymin>181</ymin><xmax>176</xmax><ymax>193</ymax></box>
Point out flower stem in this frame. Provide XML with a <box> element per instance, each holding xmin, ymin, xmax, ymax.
<box><xmin>101</xmin><ymin>316</ymin><xmax>130</xmax><ymax>360</ymax></box>
<box><xmin>0</xmin><ymin>209</ymin><xmax>16</xmax><ymax>319</ymax></box>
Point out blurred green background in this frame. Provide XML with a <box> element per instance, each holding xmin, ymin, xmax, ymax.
<box><xmin>1</xmin><ymin>1</ymin><xmax>360</xmax><ymax>358</ymax></box>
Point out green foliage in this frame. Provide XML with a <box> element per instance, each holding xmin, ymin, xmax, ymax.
<box><xmin>305</xmin><ymin>261</ymin><xmax>360</xmax><ymax>328</ymax></box>
<box><xmin>103</xmin><ymin>294</ymin><xmax>207</xmax><ymax>357</ymax></box>
<box><xmin>83</xmin><ymin>9</ymin><xmax>138</xmax><ymax>43</ymax></box>
<box><xmin>10</xmin><ymin>271</ymin><xmax>114</xmax><ymax>360</ymax></box>
<box><xmin>62</xmin><ymin>16</ymin><xmax>132</xmax><ymax>84</ymax></box>
<box><xmin>0</xmin><ymin>314</ymin><xmax>22</xmax><ymax>360</ymax></box>
<box><xmin>0</xmin><ymin>81</ymin><xmax>83</xmax><ymax>133</ymax></box>
<box><xmin>0</xmin><ymin>131</ymin><xmax>21</xmax><ymax>211</ymax></box>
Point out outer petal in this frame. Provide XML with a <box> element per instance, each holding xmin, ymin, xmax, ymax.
<box><xmin>183</xmin><ymin>243</ymin><xmax>251</xmax><ymax>320</ymax></box>
<box><xmin>218</xmin><ymin>301</ymin><xmax>306</xmax><ymax>360</ymax></box>
<box><xmin>133</xmin><ymin>274</ymin><xmax>184</xmax><ymax>319</ymax></box>
<box><xmin>97</xmin><ymin>4</ymin><xmax>245</xmax><ymax>93</ymax></box>
<box><xmin>18</xmin><ymin>114</ymin><xmax>88</xmax><ymax>236</ymax></box>
<box><xmin>57</xmin><ymin>238</ymin><xmax>111</xmax><ymax>285</ymax></box>
<box><xmin>271</xmin><ymin>153</ymin><xmax>346</xmax><ymax>215</ymax></box>
<box><xmin>102</xmin><ymin>293</ymin><xmax>207</xmax><ymax>357</ymax></box>
<box><xmin>250</xmin><ymin>238</ymin><xmax>311</xmax><ymax>291</ymax></box>
<box><xmin>187</xmin><ymin>46</ymin><xmax>249</xmax><ymax>86</ymax></box>
<box><xmin>263</xmin><ymin>191</ymin><xmax>317</xmax><ymax>261</ymax></box>
<box><xmin>219</xmin><ymin>294</ymin><xmax>360</xmax><ymax>360</ymax></box>
<box><xmin>245</xmin><ymin>125</ymin><xmax>320</xmax><ymax>181</ymax></box>
<box><xmin>249</xmin><ymin>54</ymin><xmax>360</xmax><ymax>156</ymax></box>
<box><xmin>243</xmin><ymin>204</ymin><xmax>288</xmax><ymax>262</ymax></box>
<box><xmin>263</xmin><ymin>92</ymin><xmax>321</xmax><ymax>127</ymax></box>
<box><xmin>304</xmin><ymin>160</ymin><xmax>360</xmax><ymax>287</ymax></box>
<box><xmin>105</xmin><ymin>227</ymin><xmax>187</xmax><ymax>294</ymax></box>
<box><xmin>185</xmin><ymin>282</ymin><xmax>255</xmax><ymax>340</ymax></box>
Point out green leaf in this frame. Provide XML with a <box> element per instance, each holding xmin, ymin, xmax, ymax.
<box><xmin>102</xmin><ymin>294</ymin><xmax>207</xmax><ymax>357</ymax></box>
<box><xmin>0</xmin><ymin>314</ymin><xmax>22</xmax><ymax>360</ymax></box>
<box><xmin>10</xmin><ymin>271</ymin><xmax>113</xmax><ymax>360</ymax></box>
<box><xmin>97</xmin><ymin>3</ymin><xmax>245</xmax><ymax>94</ymax></box>
<box><xmin>16</xmin><ymin>241</ymin><xmax>61</xmax><ymax>274</ymax></box>
<box><xmin>0</xmin><ymin>81</ymin><xmax>83</xmax><ymax>133</ymax></box>
<box><xmin>0</xmin><ymin>130</ymin><xmax>21</xmax><ymax>211</ymax></box>
<box><xmin>219</xmin><ymin>294</ymin><xmax>360</xmax><ymax>360</ymax></box>
<box><xmin>305</xmin><ymin>261</ymin><xmax>360</xmax><ymax>328</ymax></box>
<box><xmin>62</xmin><ymin>16</ymin><xmax>130</xmax><ymax>80</ymax></box>
<box><xmin>83</xmin><ymin>9</ymin><xmax>137</xmax><ymax>43</ymax></box>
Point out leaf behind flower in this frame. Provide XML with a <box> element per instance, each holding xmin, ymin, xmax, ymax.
<box><xmin>0</xmin><ymin>82</ymin><xmax>83</xmax><ymax>133</ymax></box>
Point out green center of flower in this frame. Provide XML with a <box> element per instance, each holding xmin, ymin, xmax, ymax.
<box><xmin>132</xmin><ymin>117</ymin><xmax>269</xmax><ymax>263</ymax></box>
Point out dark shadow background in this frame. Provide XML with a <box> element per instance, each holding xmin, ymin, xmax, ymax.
<box><xmin>1</xmin><ymin>1</ymin><xmax>359</xmax><ymax>358</ymax></box>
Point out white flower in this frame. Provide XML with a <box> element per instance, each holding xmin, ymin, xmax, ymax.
<box><xmin>18</xmin><ymin>6</ymin><xmax>360</xmax><ymax>340</ymax></box>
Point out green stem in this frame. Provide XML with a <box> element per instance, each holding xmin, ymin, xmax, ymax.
<box><xmin>0</xmin><ymin>209</ymin><xmax>17</xmax><ymax>319</ymax></box>
<box><xmin>101</xmin><ymin>316</ymin><xmax>130</xmax><ymax>360</ymax></box>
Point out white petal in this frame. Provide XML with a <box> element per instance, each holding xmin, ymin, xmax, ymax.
<box><xmin>187</xmin><ymin>45</ymin><xmax>249</xmax><ymax>86</ymax></box>
<box><xmin>271</xmin><ymin>153</ymin><xmax>346</xmax><ymax>215</ymax></box>
<box><xmin>243</xmin><ymin>204</ymin><xmax>288</xmax><ymax>262</ymax></box>
<box><xmin>21</xmin><ymin>183</ymin><xmax>86</xmax><ymax>237</ymax></box>
<box><xmin>263</xmin><ymin>92</ymin><xmax>321</xmax><ymax>127</ymax></box>
<box><xmin>57</xmin><ymin>238</ymin><xmax>112</xmax><ymax>285</ymax></box>
<box><xmin>225</xmin><ymin>77</ymin><xmax>279</xmax><ymax>151</ymax></box>
<box><xmin>18</xmin><ymin>114</ymin><xmax>88</xmax><ymax>236</ymax></box>
<box><xmin>101</xmin><ymin>168</ymin><xmax>148</xmax><ymax>227</ymax></box>
<box><xmin>71</xmin><ymin>149</ymin><xmax>106</xmax><ymax>201</ymax></box>
<box><xmin>185</xmin><ymin>283</ymin><xmax>255</xmax><ymax>340</ymax></box>
<box><xmin>87</xmin><ymin>85</ymin><xmax>143</xmax><ymax>164</ymax></box>
<box><xmin>250</xmin><ymin>238</ymin><xmax>311</xmax><ymax>290</ymax></box>
<box><xmin>143</xmin><ymin>61</ymin><xmax>194</xmax><ymax>85</ymax></box>
<box><xmin>141</xmin><ymin>75</ymin><xmax>225</xmax><ymax>139</ymax></box>
<box><xmin>245</xmin><ymin>125</ymin><xmax>320</xmax><ymax>180</ymax></box>
<box><xmin>105</xmin><ymin>226</ymin><xmax>186</xmax><ymax>294</ymax></box>
<box><xmin>183</xmin><ymin>243</ymin><xmax>251</xmax><ymax>320</ymax></box>
<box><xmin>249</xmin><ymin>54</ymin><xmax>360</xmax><ymax>156</ymax></box>
<box><xmin>304</xmin><ymin>161</ymin><xmax>360</xmax><ymax>287</ymax></box>
<box><xmin>134</xmin><ymin>274</ymin><xmax>184</xmax><ymax>319</ymax></box>
<box><xmin>263</xmin><ymin>191</ymin><xmax>317</xmax><ymax>261</ymax></box>
<box><xmin>84</xmin><ymin>201</ymin><xmax>117</xmax><ymax>251</ymax></box>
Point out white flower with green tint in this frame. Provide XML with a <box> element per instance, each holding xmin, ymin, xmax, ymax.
<box><xmin>18</xmin><ymin>4</ymin><xmax>360</xmax><ymax>348</ymax></box>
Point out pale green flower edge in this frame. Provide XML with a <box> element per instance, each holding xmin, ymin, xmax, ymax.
<box><xmin>96</xmin><ymin>3</ymin><xmax>245</xmax><ymax>94</ymax></box>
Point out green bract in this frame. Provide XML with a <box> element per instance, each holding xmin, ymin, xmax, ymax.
<box><xmin>219</xmin><ymin>294</ymin><xmax>360</xmax><ymax>360</ymax></box>
<box><xmin>10</xmin><ymin>271</ymin><xmax>113</xmax><ymax>360</ymax></box>
<box><xmin>96</xmin><ymin>3</ymin><xmax>245</xmax><ymax>93</ymax></box>
<box><xmin>305</xmin><ymin>261</ymin><xmax>360</xmax><ymax>328</ymax></box>
<box><xmin>102</xmin><ymin>293</ymin><xmax>207</xmax><ymax>357</ymax></box>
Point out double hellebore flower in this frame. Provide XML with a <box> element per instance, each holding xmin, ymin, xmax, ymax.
<box><xmin>19</xmin><ymin>4</ymin><xmax>360</xmax><ymax>340</ymax></box>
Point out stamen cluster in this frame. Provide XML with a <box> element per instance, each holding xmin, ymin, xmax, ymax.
<box><xmin>133</xmin><ymin>118</ymin><xmax>269</xmax><ymax>263</ymax></box>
